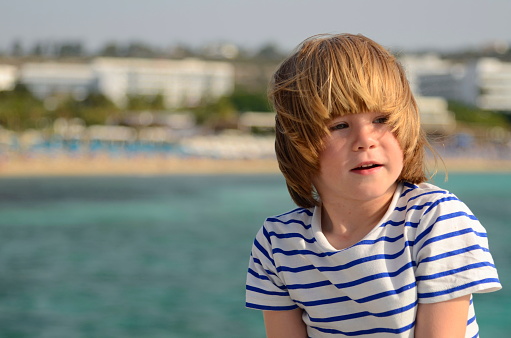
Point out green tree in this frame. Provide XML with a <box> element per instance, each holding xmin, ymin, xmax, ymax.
<box><xmin>126</xmin><ymin>94</ymin><xmax>165</xmax><ymax>111</ymax></box>
<box><xmin>190</xmin><ymin>95</ymin><xmax>235</xmax><ymax>126</ymax></box>
<box><xmin>11</xmin><ymin>40</ymin><xmax>23</xmax><ymax>57</ymax></box>
<box><xmin>125</xmin><ymin>42</ymin><xmax>158</xmax><ymax>58</ymax></box>
<box><xmin>0</xmin><ymin>84</ymin><xmax>46</xmax><ymax>131</ymax></box>
<box><xmin>57</xmin><ymin>42</ymin><xmax>84</xmax><ymax>58</ymax></box>
<box><xmin>256</xmin><ymin>43</ymin><xmax>285</xmax><ymax>61</ymax></box>
<box><xmin>189</xmin><ymin>87</ymin><xmax>271</xmax><ymax>127</ymax></box>
<box><xmin>448</xmin><ymin>101</ymin><xmax>510</xmax><ymax>128</ymax></box>
<box><xmin>98</xmin><ymin>42</ymin><xmax>123</xmax><ymax>57</ymax></box>
<box><xmin>228</xmin><ymin>87</ymin><xmax>271</xmax><ymax>112</ymax></box>
<box><xmin>31</xmin><ymin>43</ymin><xmax>44</xmax><ymax>57</ymax></box>
<box><xmin>53</xmin><ymin>93</ymin><xmax>120</xmax><ymax>125</ymax></box>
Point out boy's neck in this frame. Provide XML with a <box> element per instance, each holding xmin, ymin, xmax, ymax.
<box><xmin>320</xmin><ymin>190</ymin><xmax>395</xmax><ymax>250</ymax></box>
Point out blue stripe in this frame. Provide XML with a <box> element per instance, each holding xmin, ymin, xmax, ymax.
<box><xmin>437</xmin><ymin>210</ymin><xmax>478</xmax><ymax>222</ymax></box>
<box><xmin>253</xmin><ymin>238</ymin><xmax>275</xmax><ymax>266</ymax></box>
<box><xmin>467</xmin><ymin>313</ymin><xmax>476</xmax><ymax>325</ymax></box>
<box><xmin>246</xmin><ymin>285</ymin><xmax>290</xmax><ymax>297</ymax></box>
<box><xmin>415</xmin><ymin>211</ymin><xmax>478</xmax><ymax>246</ymax></box>
<box><xmin>380</xmin><ymin>219</ymin><xmax>404</xmax><ymax>227</ymax></box>
<box><xmin>356</xmin><ymin>281</ymin><xmax>416</xmax><ymax>303</ymax></box>
<box><xmin>247</xmin><ymin>267</ymin><xmax>270</xmax><ymax>281</ymax></box>
<box><xmin>319</xmin><ymin>246</ymin><xmax>413</xmax><ymax>272</ymax></box>
<box><xmin>395</xmin><ymin>193</ymin><xmax>453</xmax><ymax>212</ymax></box>
<box><xmin>356</xmin><ymin>234</ymin><xmax>404</xmax><ymax>245</ymax></box>
<box><xmin>299</xmin><ymin>208</ymin><xmax>314</xmax><ymax>216</ymax></box>
<box><xmin>309</xmin><ymin>300</ymin><xmax>417</xmax><ymax>323</ymax></box>
<box><xmin>285</xmin><ymin>262</ymin><xmax>415</xmax><ymax>291</ymax></box>
<box><xmin>251</xmin><ymin>257</ymin><xmax>279</xmax><ymax>277</ymax></box>
<box><xmin>277</xmin><ymin>241</ymin><xmax>415</xmax><ymax>273</ymax></box>
<box><xmin>396</xmin><ymin>202</ymin><xmax>432</xmax><ymax>212</ymax></box>
<box><xmin>277</xmin><ymin>263</ymin><xmax>316</xmax><ymax>273</ymax></box>
<box><xmin>333</xmin><ymin>262</ymin><xmax>414</xmax><ymax>289</ymax></box>
<box><xmin>418</xmin><ymin>244</ymin><xmax>489</xmax><ymax>264</ymax></box>
<box><xmin>295</xmin><ymin>281</ymin><xmax>417</xmax><ymax>307</ymax></box>
<box><xmin>311</xmin><ymin>321</ymin><xmax>414</xmax><ymax>336</ymax></box>
<box><xmin>267</xmin><ymin>230</ymin><xmax>316</xmax><ymax>243</ymax></box>
<box><xmin>245</xmin><ymin>302</ymin><xmax>298</xmax><ymax>311</ymax></box>
<box><xmin>276</xmin><ymin>207</ymin><xmax>304</xmax><ymax>217</ymax></box>
<box><xmin>409</xmin><ymin>190</ymin><xmax>450</xmax><ymax>203</ymax></box>
<box><xmin>420</xmin><ymin>228</ymin><xmax>486</xmax><ymax>253</ymax></box>
<box><xmin>420</xmin><ymin>196</ymin><xmax>458</xmax><ymax>212</ymax></box>
<box><xmin>287</xmin><ymin>280</ymin><xmax>332</xmax><ymax>290</ymax></box>
<box><xmin>266</xmin><ymin>217</ymin><xmax>312</xmax><ymax>229</ymax></box>
<box><xmin>276</xmin><ymin>207</ymin><xmax>313</xmax><ymax>218</ymax></box>
<box><xmin>400</xmin><ymin>182</ymin><xmax>419</xmax><ymax>197</ymax></box>
<box><xmin>252</xmin><ymin>257</ymin><xmax>278</xmax><ymax>276</ymax></box>
<box><xmin>400</xmin><ymin>183</ymin><xmax>448</xmax><ymax>200</ymax></box>
<box><xmin>294</xmin><ymin>295</ymin><xmax>351</xmax><ymax>307</ymax></box>
<box><xmin>272</xmin><ymin>247</ymin><xmax>334</xmax><ymax>258</ymax></box>
<box><xmin>423</xmin><ymin>196</ymin><xmax>460</xmax><ymax>216</ymax></box>
<box><xmin>247</xmin><ymin>269</ymin><xmax>288</xmax><ymax>291</ymax></box>
<box><xmin>416</xmin><ymin>262</ymin><xmax>496</xmax><ymax>281</ymax></box>
<box><xmin>418</xmin><ymin>278</ymin><xmax>501</xmax><ymax>298</ymax></box>
<box><xmin>380</xmin><ymin>219</ymin><xmax>421</xmax><ymax>228</ymax></box>
<box><xmin>475</xmin><ymin>231</ymin><xmax>487</xmax><ymax>237</ymax></box>
<box><xmin>262</xmin><ymin>226</ymin><xmax>272</xmax><ymax>243</ymax></box>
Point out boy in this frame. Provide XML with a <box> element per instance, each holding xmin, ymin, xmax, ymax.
<box><xmin>246</xmin><ymin>34</ymin><xmax>501</xmax><ymax>337</ymax></box>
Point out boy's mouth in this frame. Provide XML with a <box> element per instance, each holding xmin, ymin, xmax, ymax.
<box><xmin>351</xmin><ymin>163</ymin><xmax>383</xmax><ymax>172</ymax></box>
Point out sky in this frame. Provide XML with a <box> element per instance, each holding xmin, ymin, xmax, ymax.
<box><xmin>1</xmin><ymin>0</ymin><xmax>511</xmax><ymax>54</ymax></box>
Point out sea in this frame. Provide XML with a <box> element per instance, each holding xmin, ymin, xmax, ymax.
<box><xmin>0</xmin><ymin>172</ymin><xmax>509</xmax><ymax>338</ymax></box>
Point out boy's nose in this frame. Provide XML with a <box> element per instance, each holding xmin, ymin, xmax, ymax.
<box><xmin>352</xmin><ymin>126</ymin><xmax>377</xmax><ymax>151</ymax></box>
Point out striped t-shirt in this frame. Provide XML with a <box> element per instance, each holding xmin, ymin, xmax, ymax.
<box><xmin>246</xmin><ymin>182</ymin><xmax>501</xmax><ymax>337</ymax></box>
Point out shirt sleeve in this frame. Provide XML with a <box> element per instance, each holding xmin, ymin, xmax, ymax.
<box><xmin>245</xmin><ymin>224</ymin><xmax>298</xmax><ymax>311</ymax></box>
<box><xmin>413</xmin><ymin>193</ymin><xmax>502</xmax><ymax>304</ymax></box>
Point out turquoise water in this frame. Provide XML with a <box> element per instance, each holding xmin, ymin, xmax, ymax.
<box><xmin>0</xmin><ymin>173</ymin><xmax>509</xmax><ymax>337</ymax></box>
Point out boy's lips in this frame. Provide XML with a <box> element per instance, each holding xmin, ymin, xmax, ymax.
<box><xmin>350</xmin><ymin>162</ymin><xmax>383</xmax><ymax>173</ymax></box>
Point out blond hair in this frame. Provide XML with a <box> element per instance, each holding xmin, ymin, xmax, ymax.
<box><xmin>271</xmin><ymin>33</ymin><xmax>429</xmax><ymax>208</ymax></box>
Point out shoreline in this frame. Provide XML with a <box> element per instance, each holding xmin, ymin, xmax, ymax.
<box><xmin>0</xmin><ymin>154</ymin><xmax>510</xmax><ymax>177</ymax></box>
<box><xmin>0</xmin><ymin>155</ymin><xmax>281</xmax><ymax>177</ymax></box>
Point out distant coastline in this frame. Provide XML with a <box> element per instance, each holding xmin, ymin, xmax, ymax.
<box><xmin>0</xmin><ymin>154</ymin><xmax>510</xmax><ymax>177</ymax></box>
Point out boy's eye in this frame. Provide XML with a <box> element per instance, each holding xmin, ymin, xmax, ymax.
<box><xmin>329</xmin><ymin>122</ymin><xmax>348</xmax><ymax>131</ymax></box>
<box><xmin>374</xmin><ymin>116</ymin><xmax>389</xmax><ymax>124</ymax></box>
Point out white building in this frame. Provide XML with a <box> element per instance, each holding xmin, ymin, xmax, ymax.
<box><xmin>0</xmin><ymin>64</ymin><xmax>17</xmax><ymax>91</ymax></box>
<box><xmin>402</xmin><ymin>54</ymin><xmax>511</xmax><ymax>113</ymax></box>
<box><xmin>92</xmin><ymin>57</ymin><xmax>235</xmax><ymax>108</ymax></box>
<box><xmin>416</xmin><ymin>96</ymin><xmax>456</xmax><ymax>134</ymax></box>
<box><xmin>19</xmin><ymin>62</ymin><xmax>96</xmax><ymax>100</ymax></box>
<box><xmin>400</xmin><ymin>54</ymin><xmax>466</xmax><ymax>103</ymax></box>
<box><xmin>468</xmin><ymin>58</ymin><xmax>511</xmax><ymax>112</ymax></box>
<box><xmin>15</xmin><ymin>57</ymin><xmax>234</xmax><ymax>110</ymax></box>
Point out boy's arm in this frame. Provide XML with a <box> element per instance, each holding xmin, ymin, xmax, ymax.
<box><xmin>263</xmin><ymin>308</ymin><xmax>307</xmax><ymax>338</ymax></box>
<box><xmin>414</xmin><ymin>294</ymin><xmax>471</xmax><ymax>338</ymax></box>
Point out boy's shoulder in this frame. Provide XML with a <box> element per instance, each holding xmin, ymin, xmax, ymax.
<box><xmin>400</xmin><ymin>181</ymin><xmax>455</xmax><ymax>202</ymax></box>
<box><xmin>396</xmin><ymin>181</ymin><xmax>472</xmax><ymax>218</ymax></box>
<box><xmin>263</xmin><ymin>207</ymin><xmax>315</xmax><ymax>232</ymax></box>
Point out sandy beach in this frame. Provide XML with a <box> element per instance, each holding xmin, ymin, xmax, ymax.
<box><xmin>0</xmin><ymin>154</ymin><xmax>510</xmax><ymax>177</ymax></box>
<box><xmin>0</xmin><ymin>154</ymin><xmax>281</xmax><ymax>177</ymax></box>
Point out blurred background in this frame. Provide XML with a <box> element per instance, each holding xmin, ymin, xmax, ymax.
<box><xmin>0</xmin><ymin>1</ymin><xmax>510</xmax><ymax>337</ymax></box>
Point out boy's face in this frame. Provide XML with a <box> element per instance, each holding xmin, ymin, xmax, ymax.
<box><xmin>313</xmin><ymin>111</ymin><xmax>404</xmax><ymax>205</ymax></box>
